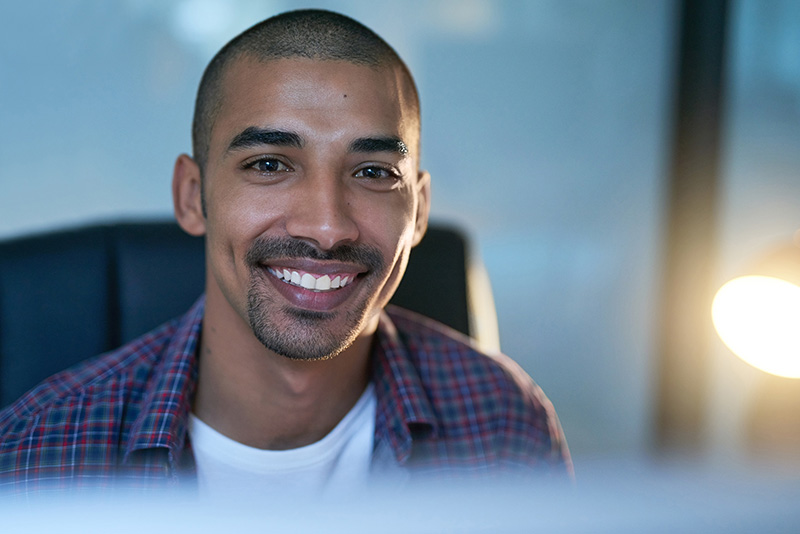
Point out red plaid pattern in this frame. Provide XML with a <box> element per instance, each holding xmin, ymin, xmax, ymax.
<box><xmin>0</xmin><ymin>297</ymin><xmax>571</xmax><ymax>493</ymax></box>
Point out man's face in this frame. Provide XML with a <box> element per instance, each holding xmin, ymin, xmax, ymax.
<box><xmin>186</xmin><ymin>57</ymin><xmax>429</xmax><ymax>361</ymax></box>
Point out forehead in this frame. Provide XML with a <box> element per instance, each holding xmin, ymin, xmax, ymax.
<box><xmin>210</xmin><ymin>56</ymin><xmax>419</xmax><ymax>158</ymax></box>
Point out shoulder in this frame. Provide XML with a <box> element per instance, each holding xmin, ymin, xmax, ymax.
<box><xmin>384</xmin><ymin>306</ymin><xmax>571</xmax><ymax>473</ymax></box>
<box><xmin>0</xmin><ymin>318</ymin><xmax>178</xmax><ymax>442</ymax></box>
<box><xmin>386</xmin><ymin>305</ymin><xmax>548</xmax><ymax>409</ymax></box>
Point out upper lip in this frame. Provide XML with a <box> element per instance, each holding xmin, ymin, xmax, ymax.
<box><xmin>259</xmin><ymin>258</ymin><xmax>368</xmax><ymax>276</ymax></box>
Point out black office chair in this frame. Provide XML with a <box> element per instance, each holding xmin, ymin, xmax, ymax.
<box><xmin>0</xmin><ymin>220</ymin><xmax>499</xmax><ymax>408</ymax></box>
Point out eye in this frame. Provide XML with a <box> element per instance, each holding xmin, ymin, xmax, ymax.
<box><xmin>243</xmin><ymin>156</ymin><xmax>292</xmax><ymax>174</ymax></box>
<box><xmin>354</xmin><ymin>165</ymin><xmax>399</xmax><ymax>180</ymax></box>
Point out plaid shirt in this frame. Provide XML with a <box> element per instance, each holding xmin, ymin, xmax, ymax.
<box><xmin>0</xmin><ymin>297</ymin><xmax>571</xmax><ymax>494</ymax></box>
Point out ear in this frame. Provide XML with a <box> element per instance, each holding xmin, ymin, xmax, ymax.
<box><xmin>412</xmin><ymin>170</ymin><xmax>431</xmax><ymax>247</ymax></box>
<box><xmin>172</xmin><ymin>154</ymin><xmax>207</xmax><ymax>236</ymax></box>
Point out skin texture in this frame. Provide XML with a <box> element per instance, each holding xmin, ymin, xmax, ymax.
<box><xmin>172</xmin><ymin>57</ymin><xmax>430</xmax><ymax>449</ymax></box>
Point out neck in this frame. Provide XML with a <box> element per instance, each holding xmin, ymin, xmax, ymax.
<box><xmin>193</xmin><ymin>285</ymin><xmax>374</xmax><ymax>450</ymax></box>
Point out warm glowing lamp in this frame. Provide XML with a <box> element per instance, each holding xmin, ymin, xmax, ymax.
<box><xmin>712</xmin><ymin>236</ymin><xmax>800</xmax><ymax>378</ymax></box>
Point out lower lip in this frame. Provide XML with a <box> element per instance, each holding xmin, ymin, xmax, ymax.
<box><xmin>262</xmin><ymin>268</ymin><xmax>361</xmax><ymax>312</ymax></box>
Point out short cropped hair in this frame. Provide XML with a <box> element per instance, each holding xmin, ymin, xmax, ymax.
<box><xmin>191</xmin><ymin>9</ymin><xmax>420</xmax><ymax>172</ymax></box>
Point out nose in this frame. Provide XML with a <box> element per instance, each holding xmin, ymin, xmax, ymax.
<box><xmin>284</xmin><ymin>173</ymin><xmax>359</xmax><ymax>251</ymax></box>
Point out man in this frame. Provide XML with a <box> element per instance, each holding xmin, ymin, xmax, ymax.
<box><xmin>0</xmin><ymin>9</ymin><xmax>570</xmax><ymax>495</ymax></box>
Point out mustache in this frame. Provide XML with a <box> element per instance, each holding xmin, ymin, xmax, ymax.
<box><xmin>245</xmin><ymin>236</ymin><xmax>385</xmax><ymax>272</ymax></box>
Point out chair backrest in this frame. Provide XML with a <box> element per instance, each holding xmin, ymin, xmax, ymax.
<box><xmin>0</xmin><ymin>221</ymin><xmax>498</xmax><ymax>408</ymax></box>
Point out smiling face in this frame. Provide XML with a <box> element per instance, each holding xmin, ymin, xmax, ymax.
<box><xmin>174</xmin><ymin>57</ymin><xmax>429</xmax><ymax>361</ymax></box>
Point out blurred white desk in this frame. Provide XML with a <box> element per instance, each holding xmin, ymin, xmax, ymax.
<box><xmin>3</xmin><ymin>460</ymin><xmax>799</xmax><ymax>533</ymax></box>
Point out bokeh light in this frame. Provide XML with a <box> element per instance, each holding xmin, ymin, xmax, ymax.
<box><xmin>712</xmin><ymin>275</ymin><xmax>800</xmax><ymax>378</ymax></box>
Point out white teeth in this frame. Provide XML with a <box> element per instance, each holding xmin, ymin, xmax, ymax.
<box><xmin>269</xmin><ymin>267</ymin><xmax>355</xmax><ymax>291</ymax></box>
<box><xmin>300</xmin><ymin>273</ymin><xmax>316</xmax><ymax>290</ymax></box>
<box><xmin>316</xmin><ymin>275</ymin><xmax>331</xmax><ymax>290</ymax></box>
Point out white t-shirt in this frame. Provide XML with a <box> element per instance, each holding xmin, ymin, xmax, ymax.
<box><xmin>188</xmin><ymin>384</ymin><xmax>376</xmax><ymax>500</ymax></box>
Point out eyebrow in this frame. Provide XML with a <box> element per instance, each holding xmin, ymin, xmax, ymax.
<box><xmin>227</xmin><ymin>127</ymin><xmax>304</xmax><ymax>152</ymax></box>
<box><xmin>349</xmin><ymin>136</ymin><xmax>409</xmax><ymax>157</ymax></box>
<box><xmin>226</xmin><ymin>128</ymin><xmax>409</xmax><ymax>157</ymax></box>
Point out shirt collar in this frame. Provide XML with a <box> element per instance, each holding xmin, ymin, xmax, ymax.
<box><xmin>370</xmin><ymin>306</ymin><xmax>438</xmax><ymax>465</ymax></box>
<box><xmin>121</xmin><ymin>297</ymin><xmax>439</xmax><ymax>468</ymax></box>
<box><xmin>123</xmin><ymin>296</ymin><xmax>204</xmax><ymax>464</ymax></box>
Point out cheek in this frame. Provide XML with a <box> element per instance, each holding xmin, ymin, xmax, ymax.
<box><xmin>354</xmin><ymin>192</ymin><xmax>418</xmax><ymax>268</ymax></box>
<box><xmin>205</xmin><ymin>183</ymin><xmax>283</xmax><ymax>267</ymax></box>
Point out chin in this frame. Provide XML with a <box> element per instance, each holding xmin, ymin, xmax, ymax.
<box><xmin>247</xmin><ymin>284</ymin><xmax>372</xmax><ymax>361</ymax></box>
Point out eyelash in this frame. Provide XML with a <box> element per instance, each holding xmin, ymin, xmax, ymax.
<box><xmin>354</xmin><ymin>165</ymin><xmax>401</xmax><ymax>181</ymax></box>
<box><xmin>240</xmin><ymin>157</ymin><xmax>402</xmax><ymax>184</ymax></box>
<box><xmin>241</xmin><ymin>156</ymin><xmax>292</xmax><ymax>174</ymax></box>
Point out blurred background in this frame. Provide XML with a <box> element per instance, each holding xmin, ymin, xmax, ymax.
<box><xmin>1</xmin><ymin>0</ymin><xmax>800</xmax><ymax>476</ymax></box>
